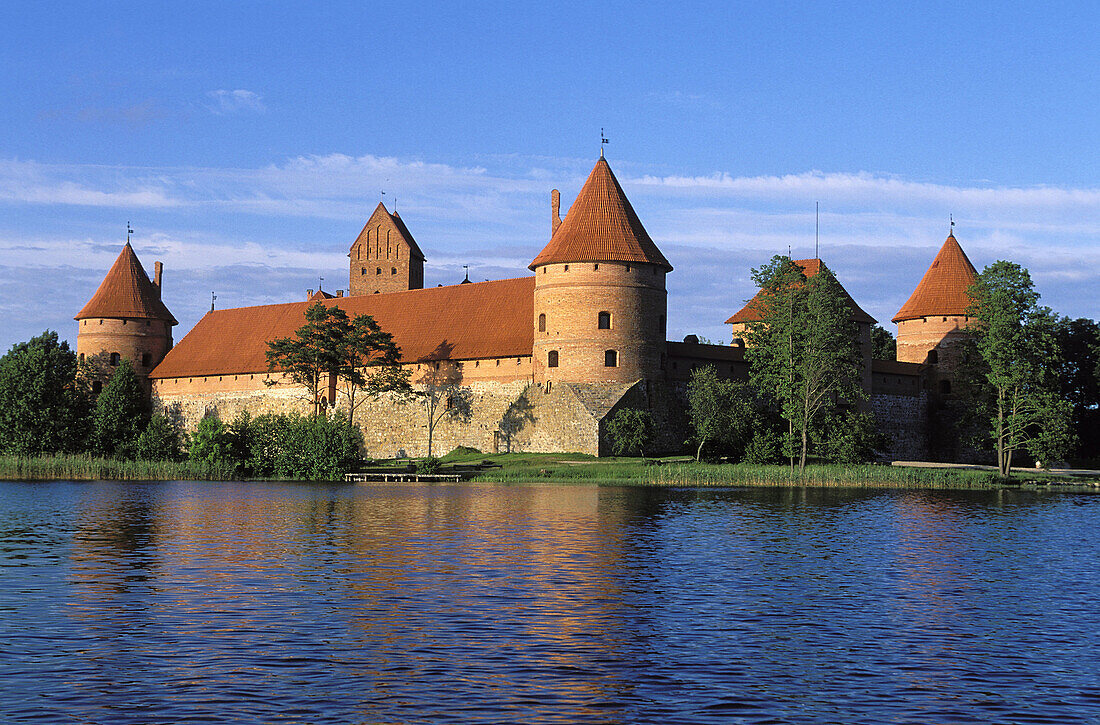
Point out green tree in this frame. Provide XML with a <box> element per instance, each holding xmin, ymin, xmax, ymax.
<box><xmin>415</xmin><ymin>359</ymin><xmax>472</xmax><ymax>458</ymax></box>
<box><xmin>335</xmin><ymin>312</ymin><xmax>411</xmax><ymax>428</ymax></box>
<box><xmin>1051</xmin><ymin>317</ymin><xmax>1100</xmax><ymax>460</ymax></box>
<box><xmin>686</xmin><ymin>365</ymin><xmax>752</xmax><ymax>461</ymax></box>
<box><xmin>871</xmin><ymin>324</ymin><xmax>897</xmax><ymax>361</ymax></box>
<box><xmin>266</xmin><ymin>302</ymin><xmax>409</xmax><ymax>421</ymax></box>
<box><xmin>965</xmin><ymin>261</ymin><xmax>1074</xmax><ymax>475</ymax></box>
<box><xmin>92</xmin><ymin>360</ymin><xmax>148</xmax><ymax>458</ymax></box>
<box><xmin>133</xmin><ymin>414</ymin><xmax>184</xmax><ymax>461</ymax></box>
<box><xmin>0</xmin><ymin>331</ymin><xmax>90</xmax><ymax>455</ymax></box>
<box><xmin>744</xmin><ymin>256</ymin><xmax>864</xmax><ymax>475</ymax></box>
<box><xmin>605</xmin><ymin>408</ymin><xmax>655</xmax><ymax>459</ymax></box>
<box><xmin>188</xmin><ymin>415</ymin><xmax>233</xmax><ymax>469</ymax></box>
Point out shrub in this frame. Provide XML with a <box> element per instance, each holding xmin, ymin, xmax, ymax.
<box><xmin>606</xmin><ymin>408</ymin><xmax>655</xmax><ymax>458</ymax></box>
<box><xmin>134</xmin><ymin>414</ymin><xmax>184</xmax><ymax>461</ymax></box>
<box><xmin>188</xmin><ymin>415</ymin><xmax>233</xmax><ymax>469</ymax></box>
<box><xmin>416</xmin><ymin>456</ymin><xmax>442</xmax><ymax>474</ymax></box>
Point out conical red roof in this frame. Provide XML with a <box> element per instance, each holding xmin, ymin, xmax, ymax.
<box><xmin>75</xmin><ymin>243</ymin><xmax>177</xmax><ymax>325</ymax></box>
<box><xmin>529</xmin><ymin>157</ymin><xmax>672</xmax><ymax>271</ymax></box>
<box><xmin>892</xmin><ymin>233</ymin><xmax>978</xmax><ymax>323</ymax></box>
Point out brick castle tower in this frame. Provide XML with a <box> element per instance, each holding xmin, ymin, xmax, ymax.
<box><xmin>75</xmin><ymin>243</ymin><xmax>177</xmax><ymax>394</ymax></box>
<box><xmin>348</xmin><ymin>202</ymin><xmax>425</xmax><ymax>295</ymax></box>
<box><xmin>529</xmin><ymin>156</ymin><xmax>672</xmax><ymax>385</ymax></box>
<box><xmin>892</xmin><ymin>228</ymin><xmax>979</xmax><ymax>395</ymax></box>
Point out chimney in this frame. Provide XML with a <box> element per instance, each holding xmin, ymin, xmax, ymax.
<box><xmin>551</xmin><ymin>189</ymin><xmax>561</xmax><ymax>237</ymax></box>
<box><xmin>336</xmin><ymin>289</ymin><xmax>344</xmax><ymax>298</ymax></box>
<box><xmin>154</xmin><ymin>261</ymin><xmax>163</xmax><ymax>297</ymax></box>
<box><xmin>307</xmin><ymin>289</ymin><xmax>314</xmax><ymax>300</ymax></box>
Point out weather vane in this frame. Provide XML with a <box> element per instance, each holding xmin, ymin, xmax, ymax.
<box><xmin>210</xmin><ymin>291</ymin><xmax>217</xmax><ymax>312</ymax></box>
<box><xmin>318</xmin><ymin>275</ymin><xmax>324</xmax><ymax>291</ymax></box>
<box><xmin>600</xmin><ymin>128</ymin><xmax>609</xmax><ymax>157</ymax></box>
<box><xmin>950</xmin><ymin>214</ymin><xmax>955</xmax><ymax>234</ymax></box>
<box><xmin>463</xmin><ymin>264</ymin><xmax>469</xmax><ymax>282</ymax></box>
<box><xmin>127</xmin><ymin>221</ymin><xmax>133</xmax><ymax>244</ymax></box>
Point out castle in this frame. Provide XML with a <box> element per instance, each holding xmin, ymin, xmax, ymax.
<box><xmin>76</xmin><ymin>155</ymin><xmax>981</xmax><ymax>460</ymax></box>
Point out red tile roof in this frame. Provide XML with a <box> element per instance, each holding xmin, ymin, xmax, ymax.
<box><xmin>150</xmin><ymin>277</ymin><xmax>534</xmax><ymax>379</ymax></box>
<box><xmin>892</xmin><ymin>233</ymin><xmax>978</xmax><ymax>323</ymax></box>
<box><xmin>309</xmin><ymin>290</ymin><xmax>336</xmax><ymax>301</ymax></box>
<box><xmin>75</xmin><ymin>243</ymin><xmax>177</xmax><ymax>325</ymax></box>
<box><xmin>725</xmin><ymin>259</ymin><xmax>876</xmax><ymax>325</ymax></box>
<box><xmin>529</xmin><ymin>157</ymin><xmax>672</xmax><ymax>271</ymax></box>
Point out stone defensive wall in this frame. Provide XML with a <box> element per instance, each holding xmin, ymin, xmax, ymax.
<box><xmin>869</xmin><ymin>359</ymin><xmax>929</xmax><ymax>460</ymax></box>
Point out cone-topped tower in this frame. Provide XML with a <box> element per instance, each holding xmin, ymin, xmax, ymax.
<box><xmin>75</xmin><ymin>242</ymin><xmax>177</xmax><ymax>392</ymax></box>
<box><xmin>530</xmin><ymin>157</ymin><xmax>670</xmax><ymax>384</ymax></box>
<box><xmin>893</xmin><ymin>229</ymin><xmax>979</xmax><ymax>385</ymax></box>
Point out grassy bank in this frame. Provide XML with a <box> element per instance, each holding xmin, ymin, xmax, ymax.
<box><xmin>439</xmin><ymin>450</ymin><xmax>1097</xmax><ymax>489</ymax></box>
<box><xmin>0</xmin><ymin>454</ymin><xmax>238</xmax><ymax>481</ymax></box>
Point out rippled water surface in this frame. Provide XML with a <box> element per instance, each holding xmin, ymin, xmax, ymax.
<box><xmin>2</xmin><ymin>481</ymin><xmax>1099</xmax><ymax>723</ymax></box>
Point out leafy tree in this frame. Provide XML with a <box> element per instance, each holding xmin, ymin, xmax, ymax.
<box><xmin>335</xmin><ymin>312</ymin><xmax>411</xmax><ymax>428</ymax></box>
<box><xmin>813</xmin><ymin>409</ymin><xmax>883</xmax><ymax>464</ymax></box>
<box><xmin>606</xmin><ymin>408</ymin><xmax>655</xmax><ymax>459</ymax></box>
<box><xmin>188</xmin><ymin>415</ymin><xmax>233</xmax><ymax>469</ymax></box>
<box><xmin>266</xmin><ymin>302</ymin><xmax>409</xmax><ymax>422</ymax></box>
<box><xmin>1051</xmin><ymin>317</ymin><xmax>1100</xmax><ymax>460</ymax></box>
<box><xmin>415</xmin><ymin>359</ymin><xmax>472</xmax><ymax>458</ymax></box>
<box><xmin>0</xmin><ymin>331</ymin><xmax>90</xmax><ymax>455</ymax></box>
<box><xmin>92</xmin><ymin>360</ymin><xmax>148</xmax><ymax>458</ymax></box>
<box><xmin>871</xmin><ymin>325</ymin><xmax>897</xmax><ymax>361</ymax></box>
<box><xmin>686</xmin><ymin>366</ymin><xmax>752</xmax><ymax>461</ymax></box>
<box><xmin>965</xmin><ymin>261</ymin><xmax>1074</xmax><ymax>475</ymax></box>
<box><xmin>133</xmin><ymin>414</ymin><xmax>184</xmax><ymax>461</ymax></box>
<box><xmin>743</xmin><ymin>256</ymin><xmax>864</xmax><ymax>474</ymax></box>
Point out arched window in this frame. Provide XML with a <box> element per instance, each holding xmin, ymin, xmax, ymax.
<box><xmin>356</xmin><ymin>246</ymin><xmax>360</xmax><ymax>260</ymax></box>
<box><xmin>598</xmin><ymin>311</ymin><xmax>611</xmax><ymax>329</ymax></box>
<box><xmin>538</xmin><ymin>313</ymin><xmax>546</xmax><ymax>332</ymax></box>
<box><xmin>939</xmin><ymin>379</ymin><xmax>952</xmax><ymax>395</ymax></box>
<box><xmin>548</xmin><ymin>350</ymin><xmax>558</xmax><ymax>368</ymax></box>
<box><xmin>376</xmin><ymin>267</ymin><xmax>382</xmax><ymax>275</ymax></box>
<box><xmin>928</xmin><ymin>349</ymin><xmax>939</xmax><ymax>364</ymax></box>
<box><xmin>604</xmin><ymin>350</ymin><xmax>617</xmax><ymax>367</ymax></box>
<box><xmin>391</xmin><ymin>267</ymin><xmax>397</xmax><ymax>275</ymax></box>
<box><xmin>361</xmin><ymin>267</ymin><xmax>367</xmax><ymax>275</ymax></box>
<box><xmin>109</xmin><ymin>352</ymin><xmax>120</xmax><ymax>366</ymax></box>
<box><xmin>79</xmin><ymin>353</ymin><xmax>85</xmax><ymax>363</ymax></box>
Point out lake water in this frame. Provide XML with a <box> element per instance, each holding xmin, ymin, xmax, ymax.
<box><xmin>1</xmin><ymin>481</ymin><xmax>1098</xmax><ymax>724</ymax></box>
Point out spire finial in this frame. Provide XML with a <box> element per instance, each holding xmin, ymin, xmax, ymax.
<box><xmin>210</xmin><ymin>291</ymin><xmax>217</xmax><ymax>313</ymax></box>
<box><xmin>318</xmin><ymin>275</ymin><xmax>324</xmax><ymax>292</ymax></box>
<box><xmin>127</xmin><ymin>221</ymin><xmax>134</xmax><ymax>244</ymax></box>
<box><xmin>463</xmin><ymin>265</ymin><xmax>469</xmax><ymax>282</ymax></box>
<box><xmin>600</xmin><ymin>128</ymin><xmax>609</xmax><ymax>157</ymax></box>
<box><xmin>949</xmin><ymin>214</ymin><xmax>955</xmax><ymax>236</ymax></box>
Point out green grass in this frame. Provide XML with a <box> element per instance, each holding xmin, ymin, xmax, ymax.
<box><xmin>0</xmin><ymin>454</ymin><xmax>238</xmax><ymax>481</ymax></box>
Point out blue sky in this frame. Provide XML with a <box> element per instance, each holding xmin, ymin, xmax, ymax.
<box><xmin>2</xmin><ymin>1</ymin><xmax>1099</xmax><ymax>352</ymax></box>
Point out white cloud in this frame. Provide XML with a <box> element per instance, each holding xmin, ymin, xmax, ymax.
<box><xmin>205</xmin><ymin>89</ymin><xmax>266</xmax><ymax>115</ymax></box>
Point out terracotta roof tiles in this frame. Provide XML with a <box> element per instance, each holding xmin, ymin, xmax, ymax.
<box><xmin>529</xmin><ymin>157</ymin><xmax>672</xmax><ymax>271</ymax></box>
<box><xmin>892</xmin><ymin>233</ymin><xmax>978</xmax><ymax>323</ymax></box>
<box><xmin>75</xmin><ymin>243</ymin><xmax>177</xmax><ymax>325</ymax></box>
<box><xmin>725</xmin><ymin>259</ymin><xmax>876</xmax><ymax>325</ymax></box>
<box><xmin>150</xmin><ymin>276</ymin><xmax>534</xmax><ymax>379</ymax></box>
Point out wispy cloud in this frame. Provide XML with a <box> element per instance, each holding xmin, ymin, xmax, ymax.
<box><xmin>205</xmin><ymin>89</ymin><xmax>266</xmax><ymax>115</ymax></box>
<box><xmin>2</xmin><ymin>151</ymin><xmax>1099</xmax><ymax>351</ymax></box>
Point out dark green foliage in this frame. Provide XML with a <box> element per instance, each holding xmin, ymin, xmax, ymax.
<box><xmin>0</xmin><ymin>331</ymin><xmax>90</xmax><ymax>455</ymax></box>
<box><xmin>133</xmin><ymin>414</ymin><xmax>184</xmax><ymax>461</ymax></box>
<box><xmin>606</xmin><ymin>408</ymin><xmax>655</xmax><ymax>458</ymax></box>
<box><xmin>224</xmin><ymin>412</ymin><xmax>362</xmax><ymax>480</ymax></box>
<box><xmin>814</xmin><ymin>410</ymin><xmax>884</xmax><ymax>464</ymax></box>
<box><xmin>1051</xmin><ymin>317</ymin><xmax>1100</xmax><ymax>461</ymax></box>
<box><xmin>188</xmin><ymin>415</ymin><xmax>233</xmax><ymax>469</ymax></box>
<box><xmin>871</xmin><ymin>325</ymin><xmax>896</xmax><ymax>361</ymax></box>
<box><xmin>743</xmin><ymin>426</ymin><xmax>785</xmax><ymax>464</ymax></box>
<box><xmin>686</xmin><ymin>366</ymin><xmax>754</xmax><ymax>461</ymax></box>
<box><xmin>964</xmin><ymin>261</ymin><xmax>1074</xmax><ymax>474</ymax></box>
<box><xmin>415</xmin><ymin>456</ymin><xmax>442</xmax><ymax>474</ymax></box>
<box><xmin>743</xmin><ymin>257</ymin><xmax>865</xmax><ymax>474</ymax></box>
<box><xmin>92</xmin><ymin>360</ymin><xmax>148</xmax><ymax>458</ymax></box>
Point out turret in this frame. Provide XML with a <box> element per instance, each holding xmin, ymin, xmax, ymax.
<box><xmin>348</xmin><ymin>202</ymin><xmax>425</xmax><ymax>295</ymax></box>
<box><xmin>893</xmin><ymin>229</ymin><xmax>979</xmax><ymax>394</ymax></box>
<box><xmin>529</xmin><ymin>157</ymin><xmax>672</xmax><ymax>384</ymax></box>
<box><xmin>75</xmin><ymin>243</ymin><xmax>177</xmax><ymax>394</ymax></box>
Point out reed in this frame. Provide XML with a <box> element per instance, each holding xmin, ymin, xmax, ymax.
<box><xmin>0</xmin><ymin>454</ymin><xmax>238</xmax><ymax>481</ymax></box>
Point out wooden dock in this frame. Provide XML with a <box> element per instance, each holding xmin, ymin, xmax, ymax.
<box><xmin>344</xmin><ymin>472</ymin><xmax>464</xmax><ymax>483</ymax></box>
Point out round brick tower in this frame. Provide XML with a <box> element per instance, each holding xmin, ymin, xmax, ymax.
<box><xmin>529</xmin><ymin>156</ymin><xmax>672</xmax><ymax>385</ymax></box>
<box><xmin>75</xmin><ymin>243</ymin><xmax>177</xmax><ymax>394</ymax></box>
<box><xmin>892</xmin><ymin>229</ymin><xmax>979</xmax><ymax>394</ymax></box>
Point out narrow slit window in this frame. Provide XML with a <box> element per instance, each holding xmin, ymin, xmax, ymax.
<box><xmin>598</xmin><ymin>311</ymin><xmax>611</xmax><ymax>329</ymax></box>
<box><xmin>604</xmin><ymin>350</ymin><xmax>617</xmax><ymax>367</ymax></box>
<box><xmin>538</xmin><ymin>313</ymin><xmax>546</xmax><ymax>332</ymax></box>
<box><xmin>548</xmin><ymin>350</ymin><xmax>558</xmax><ymax>368</ymax></box>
